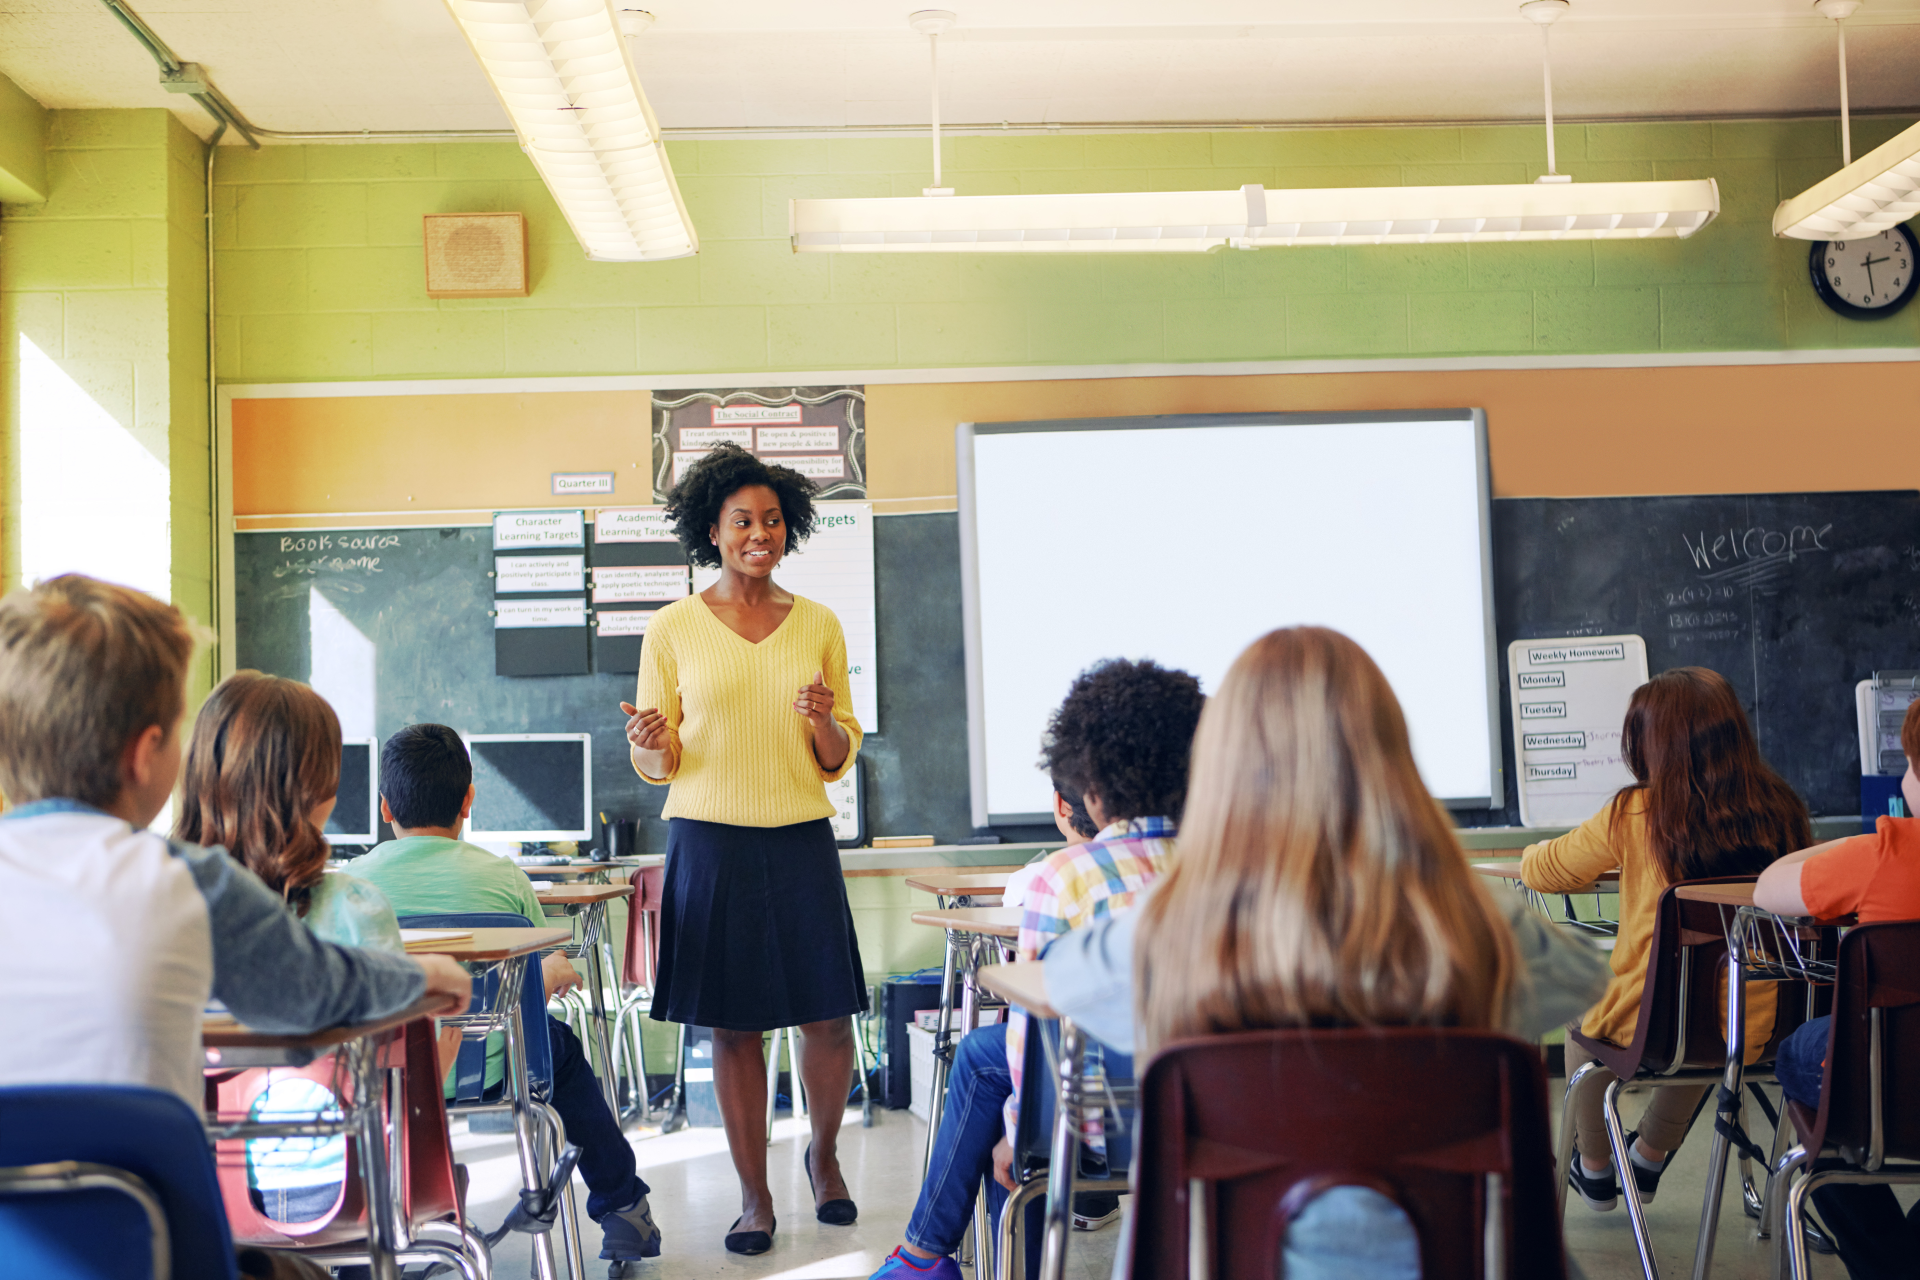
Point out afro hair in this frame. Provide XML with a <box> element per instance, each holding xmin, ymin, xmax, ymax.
<box><xmin>1039</xmin><ymin>658</ymin><xmax>1205</xmax><ymax>825</ymax></box>
<box><xmin>665</xmin><ymin>442</ymin><xmax>819</xmax><ymax>570</ymax></box>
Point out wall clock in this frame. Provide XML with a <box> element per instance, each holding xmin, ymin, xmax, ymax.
<box><xmin>1809</xmin><ymin>225</ymin><xmax>1920</xmax><ymax>320</ymax></box>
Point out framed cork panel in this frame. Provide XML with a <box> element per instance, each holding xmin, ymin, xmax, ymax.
<box><xmin>423</xmin><ymin>212</ymin><xmax>530</xmax><ymax>298</ymax></box>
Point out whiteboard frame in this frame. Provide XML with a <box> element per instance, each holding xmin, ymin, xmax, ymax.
<box><xmin>957</xmin><ymin>409</ymin><xmax>1503</xmax><ymax>829</ymax></box>
<box><xmin>460</xmin><ymin>732</ymin><xmax>595</xmax><ymax>842</ymax></box>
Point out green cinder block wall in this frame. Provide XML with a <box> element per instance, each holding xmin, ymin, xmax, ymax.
<box><xmin>0</xmin><ymin>108</ymin><xmax>213</xmax><ymax>695</ymax></box>
<box><xmin>212</xmin><ymin>116</ymin><xmax>1920</xmax><ymax>384</ymax></box>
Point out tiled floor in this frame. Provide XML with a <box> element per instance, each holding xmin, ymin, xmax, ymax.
<box><xmin>452</xmin><ymin>1086</ymin><xmax>1864</xmax><ymax>1280</ymax></box>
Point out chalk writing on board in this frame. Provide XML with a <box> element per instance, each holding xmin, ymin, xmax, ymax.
<box><xmin>278</xmin><ymin>534</ymin><xmax>401</xmax><ymax>553</ymax></box>
<box><xmin>1682</xmin><ymin>523</ymin><xmax>1833</xmax><ymax>570</ymax></box>
<box><xmin>274</xmin><ymin>556</ymin><xmax>383</xmax><ymax>578</ymax></box>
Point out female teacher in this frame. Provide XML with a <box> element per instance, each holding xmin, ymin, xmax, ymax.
<box><xmin>619</xmin><ymin>442</ymin><xmax>865</xmax><ymax>1256</ymax></box>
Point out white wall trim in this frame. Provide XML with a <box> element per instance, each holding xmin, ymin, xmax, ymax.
<box><xmin>218</xmin><ymin>345</ymin><xmax>1920</xmax><ymax>402</ymax></box>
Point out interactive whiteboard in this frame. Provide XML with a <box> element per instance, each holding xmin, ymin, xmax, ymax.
<box><xmin>958</xmin><ymin>411</ymin><xmax>1501</xmax><ymax>826</ymax></box>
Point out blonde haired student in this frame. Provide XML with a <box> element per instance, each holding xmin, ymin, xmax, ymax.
<box><xmin>0</xmin><ymin>576</ymin><xmax>470</xmax><ymax>1276</ymax></box>
<box><xmin>1524</xmin><ymin>666</ymin><xmax>1810</xmax><ymax>1212</ymax></box>
<box><xmin>1045</xmin><ymin>627</ymin><xmax>1607</xmax><ymax>1278</ymax></box>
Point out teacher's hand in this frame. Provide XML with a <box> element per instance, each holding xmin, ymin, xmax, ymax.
<box><xmin>794</xmin><ymin>670</ymin><xmax>836</xmax><ymax>729</ymax></box>
<box><xmin>619</xmin><ymin>701</ymin><xmax>672</xmax><ymax>752</ymax></box>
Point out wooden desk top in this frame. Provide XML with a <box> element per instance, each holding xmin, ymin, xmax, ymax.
<box><xmin>535</xmin><ymin>883</ymin><xmax>634</xmax><ymax>906</ymax></box>
<box><xmin>202</xmin><ymin>994</ymin><xmax>453</xmax><ymax>1052</ymax></box>
<box><xmin>975</xmin><ymin>961</ymin><xmax>1057</xmax><ymax>1019</ymax></box>
<box><xmin>402</xmin><ymin>927</ymin><xmax>572</xmax><ymax>961</ymax></box>
<box><xmin>904</xmin><ymin>872</ymin><xmax>1013</xmax><ymax>896</ymax></box>
<box><xmin>910</xmin><ymin>906</ymin><xmax>1022</xmax><ymax>939</ymax></box>
<box><xmin>1472</xmin><ymin>862</ymin><xmax>1620</xmax><ymax>890</ymax></box>
<box><xmin>1674</xmin><ymin>883</ymin><xmax>1757</xmax><ymax>908</ymax></box>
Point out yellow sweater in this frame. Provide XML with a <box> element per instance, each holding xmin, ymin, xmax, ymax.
<box><xmin>631</xmin><ymin>592</ymin><xmax>862</xmax><ymax>828</ymax></box>
<box><xmin>1521</xmin><ymin>791</ymin><xmax>1775</xmax><ymax>1060</ymax></box>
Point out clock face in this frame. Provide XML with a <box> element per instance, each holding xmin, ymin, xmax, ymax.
<box><xmin>1813</xmin><ymin>226</ymin><xmax>1920</xmax><ymax>319</ymax></box>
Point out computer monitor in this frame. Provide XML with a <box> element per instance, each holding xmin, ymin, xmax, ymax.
<box><xmin>462</xmin><ymin>733</ymin><xmax>594</xmax><ymax>843</ymax></box>
<box><xmin>323</xmin><ymin>738</ymin><xmax>379</xmax><ymax>845</ymax></box>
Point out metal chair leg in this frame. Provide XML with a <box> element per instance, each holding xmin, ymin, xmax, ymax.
<box><xmin>765</xmin><ymin>1026</ymin><xmax>784</xmax><ymax>1143</ymax></box>
<box><xmin>1557</xmin><ymin>1059</ymin><xmax>1604</xmax><ymax>1223</ymax></box>
<box><xmin>1605</xmin><ymin>1079</ymin><xmax>1662</xmax><ymax>1280</ymax></box>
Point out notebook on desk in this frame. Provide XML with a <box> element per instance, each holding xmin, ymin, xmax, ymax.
<box><xmin>399</xmin><ymin>929</ymin><xmax>474</xmax><ymax>951</ymax></box>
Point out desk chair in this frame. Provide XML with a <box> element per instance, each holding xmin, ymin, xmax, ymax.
<box><xmin>1128</xmin><ymin>1027</ymin><xmax>1567</xmax><ymax>1280</ymax></box>
<box><xmin>1773</xmin><ymin>921</ymin><xmax>1920</xmax><ymax>1280</ymax></box>
<box><xmin>399</xmin><ymin>912</ymin><xmax>585</xmax><ymax>1279</ymax></box>
<box><xmin>1558</xmin><ymin>876</ymin><xmax>1817</xmax><ymax>1280</ymax></box>
<box><xmin>612</xmin><ymin>867</ymin><xmax>676</xmax><ymax>1128</ymax></box>
<box><xmin>0</xmin><ymin>1083</ymin><xmax>237</xmax><ymax>1280</ymax></box>
<box><xmin>210</xmin><ymin>1018</ymin><xmax>488</xmax><ymax>1278</ymax></box>
<box><xmin>997</xmin><ymin>1021</ymin><xmax>1134</xmax><ymax>1280</ymax></box>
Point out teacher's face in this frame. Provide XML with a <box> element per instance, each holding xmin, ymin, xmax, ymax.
<box><xmin>710</xmin><ymin>484</ymin><xmax>787</xmax><ymax>577</ymax></box>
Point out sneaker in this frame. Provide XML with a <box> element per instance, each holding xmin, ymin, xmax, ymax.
<box><xmin>1623</xmin><ymin>1130</ymin><xmax>1675</xmax><ymax>1205</ymax></box>
<box><xmin>869</xmin><ymin>1247</ymin><xmax>963</xmax><ymax>1280</ymax></box>
<box><xmin>1566</xmin><ymin>1146</ymin><xmax>1619</xmax><ymax>1212</ymax></box>
<box><xmin>1072</xmin><ymin>1191</ymin><xmax>1123</xmax><ymax>1231</ymax></box>
<box><xmin>598</xmin><ymin>1193</ymin><xmax>663</xmax><ymax>1262</ymax></box>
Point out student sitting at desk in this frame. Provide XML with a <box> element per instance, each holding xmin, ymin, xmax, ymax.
<box><xmin>174</xmin><ymin>671</ymin><xmax>413</xmax><ymax>1226</ymax></box>
<box><xmin>1000</xmin><ymin>782</ymin><xmax>1096</xmax><ymax>910</ymax></box>
<box><xmin>871</xmin><ymin>657</ymin><xmax>1205</xmax><ymax>1280</ymax></box>
<box><xmin>1523</xmin><ymin>666</ymin><xmax>1810</xmax><ymax>1214</ymax></box>
<box><xmin>348</xmin><ymin>724</ymin><xmax>663</xmax><ymax>1267</ymax></box>
<box><xmin>0</xmin><ymin>576</ymin><xmax>471</xmax><ymax>1274</ymax></box>
<box><xmin>1042</xmin><ymin>626</ymin><xmax>1608</xmax><ymax>1278</ymax></box>
<box><xmin>1755</xmin><ymin>697</ymin><xmax>1920</xmax><ymax>1280</ymax></box>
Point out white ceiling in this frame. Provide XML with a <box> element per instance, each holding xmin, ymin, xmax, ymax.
<box><xmin>1</xmin><ymin>0</ymin><xmax>1918</xmax><ymax>140</ymax></box>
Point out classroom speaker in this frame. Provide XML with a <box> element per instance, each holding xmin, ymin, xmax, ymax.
<box><xmin>423</xmin><ymin>212</ymin><xmax>530</xmax><ymax>298</ymax></box>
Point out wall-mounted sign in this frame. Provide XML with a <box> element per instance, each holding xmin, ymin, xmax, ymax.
<box><xmin>678</xmin><ymin>426</ymin><xmax>754</xmax><ymax>451</ymax></box>
<box><xmin>552</xmin><ymin>472</ymin><xmax>615</xmax><ymax>496</ymax></box>
<box><xmin>756</xmin><ymin>426</ymin><xmax>840</xmax><ymax>452</ymax></box>
<box><xmin>652</xmin><ymin>387</ymin><xmax>866</xmax><ymax>502</ymax></box>
<box><xmin>594</xmin><ymin>507</ymin><xmax>677</xmax><ymax>544</ymax></box>
<box><xmin>596</xmin><ymin>609</ymin><xmax>656</xmax><ymax>637</ymax></box>
<box><xmin>494</xmin><ymin>598</ymin><xmax>587</xmax><ymax>629</ymax></box>
<box><xmin>494</xmin><ymin>509</ymin><xmax>584</xmax><ymax>550</ymax></box>
<box><xmin>593</xmin><ymin>565</ymin><xmax>690</xmax><ymax>603</ymax></box>
<box><xmin>495</xmin><ymin>554</ymin><xmax>586</xmax><ymax>593</ymax></box>
<box><xmin>715</xmin><ymin>403</ymin><xmax>803</xmax><ymax>424</ymax></box>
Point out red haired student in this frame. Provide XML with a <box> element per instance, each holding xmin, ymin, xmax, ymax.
<box><xmin>1522</xmin><ymin>667</ymin><xmax>1810</xmax><ymax>1212</ymax></box>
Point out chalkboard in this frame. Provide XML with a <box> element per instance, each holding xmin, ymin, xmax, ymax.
<box><xmin>236</xmin><ymin>490</ymin><xmax>1918</xmax><ymax>849</ymax></box>
<box><xmin>1490</xmin><ymin>490</ymin><xmax>1920</xmax><ymax>821</ymax></box>
<box><xmin>233</xmin><ymin>514</ymin><xmax>1011</xmax><ymax>853</ymax></box>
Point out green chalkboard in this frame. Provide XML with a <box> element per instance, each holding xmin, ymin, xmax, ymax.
<box><xmin>233</xmin><ymin>513</ymin><xmax>1007</xmax><ymax>851</ymax></box>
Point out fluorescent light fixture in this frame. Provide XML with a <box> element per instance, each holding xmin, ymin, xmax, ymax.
<box><xmin>1774</xmin><ymin>2</ymin><xmax>1920</xmax><ymax>241</ymax></box>
<box><xmin>1774</xmin><ymin>122</ymin><xmax>1920</xmax><ymax>239</ymax></box>
<box><xmin>791</xmin><ymin>3</ymin><xmax>1716</xmax><ymax>255</ymax></box>
<box><xmin>792</xmin><ymin>180</ymin><xmax>1720</xmax><ymax>253</ymax></box>
<box><xmin>442</xmin><ymin>0</ymin><xmax>697</xmax><ymax>262</ymax></box>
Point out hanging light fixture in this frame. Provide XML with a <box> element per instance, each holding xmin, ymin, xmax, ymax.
<box><xmin>442</xmin><ymin>0</ymin><xmax>698</xmax><ymax>262</ymax></box>
<box><xmin>790</xmin><ymin>4</ymin><xmax>1718</xmax><ymax>254</ymax></box>
<box><xmin>1774</xmin><ymin>1</ymin><xmax>1920</xmax><ymax>241</ymax></box>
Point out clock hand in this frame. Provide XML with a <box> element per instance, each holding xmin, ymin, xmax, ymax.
<box><xmin>1862</xmin><ymin>251</ymin><xmax>1889</xmax><ymax>296</ymax></box>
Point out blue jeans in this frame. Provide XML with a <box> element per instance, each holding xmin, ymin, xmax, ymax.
<box><xmin>546</xmin><ymin>1015</ymin><xmax>648</xmax><ymax>1221</ymax></box>
<box><xmin>905</xmin><ymin>1023</ymin><xmax>1042</xmax><ymax>1269</ymax></box>
<box><xmin>1777</xmin><ymin>1015</ymin><xmax>1920</xmax><ymax>1280</ymax></box>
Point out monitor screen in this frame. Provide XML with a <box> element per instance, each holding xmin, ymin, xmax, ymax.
<box><xmin>323</xmin><ymin>739</ymin><xmax>378</xmax><ymax>845</ymax></box>
<box><xmin>463</xmin><ymin>734</ymin><xmax>593</xmax><ymax>841</ymax></box>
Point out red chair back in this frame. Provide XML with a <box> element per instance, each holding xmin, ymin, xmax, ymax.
<box><xmin>1789</xmin><ymin>921</ymin><xmax>1920</xmax><ymax>1167</ymax></box>
<box><xmin>1128</xmin><ymin>1027</ymin><xmax>1566</xmax><ymax>1280</ymax></box>
<box><xmin>214</xmin><ymin>1018</ymin><xmax>460</xmax><ymax>1249</ymax></box>
<box><xmin>621</xmin><ymin>865</ymin><xmax>666</xmax><ymax>990</ymax></box>
<box><xmin>1570</xmin><ymin>875</ymin><xmax>1814</xmax><ymax>1081</ymax></box>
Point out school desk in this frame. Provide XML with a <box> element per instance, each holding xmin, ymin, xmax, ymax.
<box><xmin>535</xmin><ymin>883</ymin><xmax>633</xmax><ymax>1114</ymax></box>
<box><xmin>203</xmin><ymin>995</ymin><xmax>460</xmax><ymax>1280</ymax></box>
<box><xmin>905</xmin><ymin>872</ymin><xmax>1012</xmax><ymax>902</ymax></box>
<box><xmin>403</xmin><ymin>926</ymin><xmax>578</xmax><ymax>1280</ymax></box>
<box><xmin>1473</xmin><ymin>861</ymin><xmax>1622</xmax><ymax>938</ymax></box>
<box><xmin>1673</xmin><ymin>883</ymin><xmax>1851</xmax><ymax>1278</ymax></box>
<box><xmin>909</xmin><ymin>907</ymin><xmax>1022</xmax><ymax>1175</ymax></box>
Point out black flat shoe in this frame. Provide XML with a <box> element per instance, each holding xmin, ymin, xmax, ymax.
<box><xmin>805</xmin><ymin>1143</ymin><xmax>858</xmax><ymax>1226</ymax></box>
<box><xmin>724</xmin><ymin>1214</ymin><xmax>775</xmax><ymax>1255</ymax></box>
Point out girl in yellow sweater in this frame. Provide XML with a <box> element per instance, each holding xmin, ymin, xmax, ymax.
<box><xmin>1522</xmin><ymin>666</ymin><xmax>1808</xmax><ymax>1212</ymax></box>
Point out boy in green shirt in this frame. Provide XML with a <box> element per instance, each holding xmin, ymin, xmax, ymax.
<box><xmin>350</xmin><ymin>724</ymin><xmax>661</xmax><ymax>1267</ymax></box>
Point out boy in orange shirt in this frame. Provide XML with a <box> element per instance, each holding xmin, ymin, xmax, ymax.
<box><xmin>1754</xmin><ymin>697</ymin><xmax>1920</xmax><ymax>1280</ymax></box>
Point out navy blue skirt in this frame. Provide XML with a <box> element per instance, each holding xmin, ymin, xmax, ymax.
<box><xmin>649</xmin><ymin>817</ymin><xmax>869</xmax><ymax>1032</ymax></box>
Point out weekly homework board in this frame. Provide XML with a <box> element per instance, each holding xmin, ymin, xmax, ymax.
<box><xmin>1507</xmin><ymin>634</ymin><xmax>1648</xmax><ymax>828</ymax></box>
